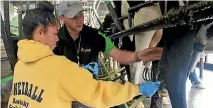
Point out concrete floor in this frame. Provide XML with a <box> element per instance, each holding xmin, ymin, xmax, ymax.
<box><xmin>186</xmin><ymin>69</ymin><xmax>213</xmax><ymax>108</ymax></box>
<box><xmin>143</xmin><ymin>69</ymin><xmax>213</xmax><ymax>108</ymax></box>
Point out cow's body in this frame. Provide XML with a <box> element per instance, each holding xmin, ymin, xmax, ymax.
<box><xmin>100</xmin><ymin>1</ymin><xmax>213</xmax><ymax>108</ymax></box>
<box><xmin>111</xmin><ymin>0</ymin><xmax>163</xmax><ymax>84</ymax></box>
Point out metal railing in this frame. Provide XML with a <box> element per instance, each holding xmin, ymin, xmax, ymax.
<box><xmin>83</xmin><ymin>0</ymin><xmax>109</xmax><ymax>28</ymax></box>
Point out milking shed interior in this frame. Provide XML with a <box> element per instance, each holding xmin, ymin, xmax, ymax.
<box><xmin>1</xmin><ymin>1</ymin><xmax>213</xmax><ymax>108</ymax></box>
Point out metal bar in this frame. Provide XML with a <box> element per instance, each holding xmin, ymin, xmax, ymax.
<box><xmin>111</xmin><ymin>16</ymin><xmax>128</xmax><ymax>26</ymax></box>
<box><xmin>109</xmin><ymin>1</ymin><xmax>213</xmax><ymax>39</ymax></box>
<box><xmin>91</xmin><ymin>9</ymin><xmax>101</xmax><ymax>26</ymax></box>
<box><xmin>26</xmin><ymin>0</ymin><xmax>30</xmax><ymax>10</ymax></box>
<box><xmin>128</xmin><ymin>1</ymin><xmax>158</xmax><ymax>13</ymax></box>
<box><xmin>18</xmin><ymin>12</ymin><xmax>23</xmax><ymax>38</ymax></box>
<box><xmin>2</xmin><ymin>1</ymin><xmax>17</xmax><ymax>71</ymax></box>
<box><xmin>1</xmin><ymin>57</ymin><xmax>9</xmax><ymax>61</ymax></box>
<box><xmin>91</xmin><ymin>12</ymin><xmax>99</xmax><ymax>28</ymax></box>
<box><xmin>35</xmin><ymin>1</ymin><xmax>38</xmax><ymax>8</ymax></box>
<box><xmin>205</xmin><ymin>54</ymin><xmax>208</xmax><ymax>62</ymax></box>
<box><xmin>164</xmin><ymin>1</ymin><xmax>167</xmax><ymax>15</ymax></box>
<box><xmin>128</xmin><ymin>13</ymin><xmax>132</xmax><ymax>28</ymax></box>
<box><xmin>101</xmin><ymin>8</ymin><xmax>128</xmax><ymax>27</ymax></box>
<box><xmin>105</xmin><ymin>1</ymin><xmax>123</xmax><ymax>31</ymax></box>
<box><xmin>118</xmin><ymin>16</ymin><xmax>128</xmax><ymax>20</ymax></box>
<box><xmin>199</xmin><ymin>57</ymin><xmax>204</xmax><ymax>78</ymax></box>
<box><xmin>53</xmin><ymin>0</ymin><xmax>61</xmax><ymax>27</ymax></box>
<box><xmin>1</xmin><ymin>75</ymin><xmax>13</xmax><ymax>85</ymax></box>
<box><xmin>3</xmin><ymin>1</ymin><xmax>10</xmax><ymax>40</ymax></box>
<box><xmin>109</xmin><ymin>16</ymin><xmax>170</xmax><ymax>39</ymax></box>
<box><xmin>93</xmin><ymin>0</ymin><xmax>101</xmax><ymax>25</ymax></box>
<box><xmin>96</xmin><ymin>0</ymin><xmax>101</xmax><ymax>10</ymax></box>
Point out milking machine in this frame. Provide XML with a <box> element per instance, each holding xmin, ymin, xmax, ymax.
<box><xmin>142</xmin><ymin>61</ymin><xmax>153</xmax><ymax>82</ymax></box>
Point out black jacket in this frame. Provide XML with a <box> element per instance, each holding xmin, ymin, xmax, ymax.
<box><xmin>53</xmin><ymin>24</ymin><xmax>106</xmax><ymax>66</ymax></box>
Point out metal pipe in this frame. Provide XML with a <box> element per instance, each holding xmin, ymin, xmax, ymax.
<box><xmin>92</xmin><ymin>9</ymin><xmax>101</xmax><ymax>26</ymax></box>
<box><xmin>3</xmin><ymin>1</ymin><xmax>10</xmax><ymax>39</ymax></box>
<box><xmin>109</xmin><ymin>16</ymin><xmax>172</xmax><ymax>39</ymax></box>
<box><xmin>93</xmin><ymin>0</ymin><xmax>101</xmax><ymax>25</ymax></box>
<box><xmin>109</xmin><ymin>1</ymin><xmax>213</xmax><ymax>39</ymax></box>
<box><xmin>93</xmin><ymin>0</ymin><xmax>98</xmax><ymax>10</ymax></box>
<box><xmin>119</xmin><ymin>16</ymin><xmax>128</xmax><ymax>20</ymax></box>
<box><xmin>18</xmin><ymin>10</ymin><xmax>23</xmax><ymax>38</ymax></box>
<box><xmin>26</xmin><ymin>0</ymin><xmax>30</xmax><ymax>10</ymax></box>
<box><xmin>96</xmin><ymin>0</ymin><xmax>101</xmax><ymax>10</ymax></box>
<box><xmin>199</xmin><ymin>57</ymin><xmax>204</xmax><ymax>78</ymax></box>
<box><xmin>105</xmin><ymin>1</ymin><xmax>123</xmax><ymax>31</ymax></box>
<box><xmin>2</xmin><ymin>1</ymin><xmax>17</xmax><ymax>70</ymax></box>
<box><xmin>164</xmin><ymin>0</ymin><xmax>167</xmax><ymax>15</ymax></box>
<box><xmin>128</xmin><ymin>13</ymin><xmax>132</xmax><ymax>28</ymax></box>
<box><xmin>110</xmin><ymin>16</ymin><xmax>129</xmax><ymax>26</ymax></box>
<box><xmin>91</xmin><ymin>13</ymin><xmax>98</xmax><ymax>28</ymax></box>
<box><xmin>111</xmin><ymin>17</ymin><xmax>128</xmax><ymax>24</ymax></box>
<box><xmin>128</xmin><ymin>1</ymin><xmax>158</xmax><ymax>13</ymax></box>
<box><xmin>53</xmin><ymin>0</ymin><xmax>61</xmax><ymax>27</ymax></box>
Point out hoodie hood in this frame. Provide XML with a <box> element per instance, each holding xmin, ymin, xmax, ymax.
<box><xmin>17</xmin><ymin>40</ymin><xmax>54</xmax><ymax>63</ymax></box>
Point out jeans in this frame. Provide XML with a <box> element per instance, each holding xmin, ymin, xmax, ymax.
<box><xmin>189</xmin><ymin>71</ymin><xmax>200</xmax><ymax>85</ymax></box>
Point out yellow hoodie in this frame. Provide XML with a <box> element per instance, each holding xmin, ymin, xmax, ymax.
<box><xmin>7</xmin><ymin>40</ymin><xmax>139</xmax><ymax>108</ymax></box>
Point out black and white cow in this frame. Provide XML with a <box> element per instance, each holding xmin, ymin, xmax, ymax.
<box><xmin>100</xmin><ymin>1</ymin><xmax>213</xmax><ymax>108</ymax></box>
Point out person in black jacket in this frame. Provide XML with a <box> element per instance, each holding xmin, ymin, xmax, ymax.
<box><xmin>54</xmin><ymin>1</ymin><xmax>163</xmax><ymax>68</ymax></box>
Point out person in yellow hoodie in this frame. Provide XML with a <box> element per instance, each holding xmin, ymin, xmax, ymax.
<box><xmin>8</xmin><ymin>1</ymin><xmax>161</xmax><ymax>108</ymax></box>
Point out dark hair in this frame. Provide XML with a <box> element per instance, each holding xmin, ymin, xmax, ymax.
<box><xmin>22</xmin><ymin>1</ymin><xmax>56</xmax><ymax>39</ymax></box>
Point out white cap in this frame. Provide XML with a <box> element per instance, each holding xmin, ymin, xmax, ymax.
<box><xmin>57</xmin><ymin>1</ymin><xmax>85</xmax><ymax>18</ymax></box>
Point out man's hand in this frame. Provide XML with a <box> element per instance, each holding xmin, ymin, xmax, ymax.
<box><xmin>136</xmin><ymin>47</ymin><xmax>163</xmax><ymax>62</ymax></box>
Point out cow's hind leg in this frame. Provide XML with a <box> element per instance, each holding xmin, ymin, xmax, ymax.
<box><xmin>130</xmin><ymin>3</ymin><xmax>162</xmax><ymax>84</ymax></box>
